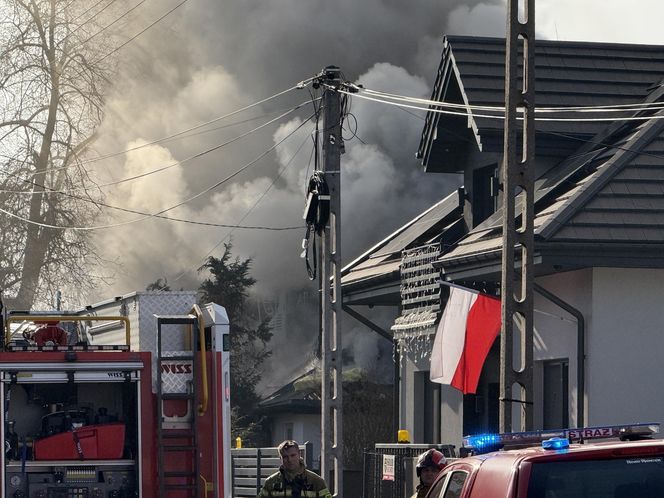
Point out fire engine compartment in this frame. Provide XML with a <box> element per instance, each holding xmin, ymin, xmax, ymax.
<box><xmin>1</xmin><ymin>357</ymin><xmax>142</xmax><ymax>498</ymax></box>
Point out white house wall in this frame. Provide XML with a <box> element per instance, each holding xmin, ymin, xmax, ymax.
<box><xmin>533</xmin><ymin>268</ymin><xmax>592</xmax><ymax>429</ymax></box>
<box><xmin>523</xmin><ymin>266</ymin><xmax>664</xmax><ymax>431</ymax></box>
<box><xmin>587</xmin><ymin>267</ymin><xmax>664</xmax><ymax>427</ymax></box>
<box><xmin>399</xmin><ymin>337</ymin><xmax>437</xmax><ymax>443</ymax></box>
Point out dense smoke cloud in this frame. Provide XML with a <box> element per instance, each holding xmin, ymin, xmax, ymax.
<box><xmin>87</xmin><ymin>0</ymin><xmax>508</xmax><ymax>386</ymax></box>
<box><xmin>92</xmin><ymin>0</ymin><xmax>509</xmax><ymax>295</ymax></box>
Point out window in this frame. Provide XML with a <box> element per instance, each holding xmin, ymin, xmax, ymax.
<box><xmin>433</xmin><ymin>471</ymin><xmax>468</xmax><ymax>498</ymax></box>
<box><xmin>470</xmin><ymin>163</ymin><xmax>498</xmax><ymax>227</ymax></box>
<box><xmin>284</xmin><ymin>422</ymin><xmax>293</xmax><ymax>441</ymax></box>
<box><xmin>527</xmin><ymin>457</ymin><xmax>664</xmax><ymax>497</ymax></box>
<box><xmin>442</xmin><ymin>471</ymin><xmax>467</xmax><ymax>498</ymax></box>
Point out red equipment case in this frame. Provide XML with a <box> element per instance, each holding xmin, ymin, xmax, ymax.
<box><xmin>33</xmin><ymin>422</ymin><xmax>125</xmax><ymax>460</ymax></box>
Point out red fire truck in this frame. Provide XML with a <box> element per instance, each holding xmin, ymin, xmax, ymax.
<box><xmin>428</xmin><ymin>423</ymin><xmax>664</xmax><ymax>498</ymax></box>
<box><xmin>0</xmin><ymin>294</ymin><xmax>231</xmax><ymax>498</ymax></box>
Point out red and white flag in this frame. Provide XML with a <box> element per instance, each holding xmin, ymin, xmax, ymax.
<box><xmin>430</xmin><ymin>286</ymin><xmax>501</xmax><ymax>394</ymax></box>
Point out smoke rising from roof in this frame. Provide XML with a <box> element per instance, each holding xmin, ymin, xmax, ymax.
<box><xmin>86</xmin><ymin>0</ymin><xmax>506</xmax><ymax>388</ymax></box>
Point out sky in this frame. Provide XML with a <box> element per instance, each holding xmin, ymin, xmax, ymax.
<box><xmin>81</xmin><ymin>0</ymin><xmax>664</xmax><ymax>387</ymax></box>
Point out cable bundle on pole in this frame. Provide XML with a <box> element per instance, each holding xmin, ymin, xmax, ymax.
<box><xmin>301</xmin><ymin>171</ymin><xmax>330</xmax><ymax>280</ymax></box>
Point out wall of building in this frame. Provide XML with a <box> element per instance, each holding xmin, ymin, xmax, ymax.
<box><xmin>587</xmin><ymin>267</ymin><xmax>664</xmax><ymax>426</ymax></box>
<box><xmin>399</xmin><ymin>266</ymin><xmax>664</xmax><ymax>448</ymax></box>
<box><xmin>532</xmin><ymin>268</ymin><xmax>592</xmax><ymax>429</ymax></box>
<box><xmin>270</xmin><ymin>413</ymin><xmax>321</xmax><ymax>469</ymax></box>
<box><xmin>522</xmin><ymin>267</ymin><xmax>664</xmax><ymax>431</ymax></box>
<box><xmin>398</xmin><ymin>335</ymin><xmax>430</xmax><ymax>443</ymax></box>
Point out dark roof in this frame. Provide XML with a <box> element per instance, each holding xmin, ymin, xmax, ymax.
<box><xmin>341</xmin><ymin>190</ymin><xmax>464</xmax><ymax>305</ymax></box>
<box><xmin>258</xmin><ymin>369</ymin><xmax>321</xmax><ymax>414</ymax></box>
<box><xmin>438</xmin><ymin>93</ymin><xmax>664</xmax><ymax>280</ymax></box>
<box><xmin>418</xmin><ymin>36</ymin><xmax>664</xmax><ymax>173</ymax></box>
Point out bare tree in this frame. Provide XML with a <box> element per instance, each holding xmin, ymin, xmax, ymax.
<box><xmin>0</xmin><ymin>0</ymin><xmax>125</xmax><ymax>308</ymax></box>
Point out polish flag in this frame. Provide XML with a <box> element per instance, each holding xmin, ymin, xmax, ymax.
<box><xmin>430</xmin><ymin>287</ymin><xmax>501</xmax><ymax>394</ymax></box>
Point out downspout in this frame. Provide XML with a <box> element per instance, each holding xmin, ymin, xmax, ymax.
<box><xmin>341</xmin><ymin>304</ymin><xmax>399</xmax><ymax>437</ymax></box>
<box><xmin>533</xmin><ymin>283</ymin><xmax>585</xmax><ymax>427</ymax></box>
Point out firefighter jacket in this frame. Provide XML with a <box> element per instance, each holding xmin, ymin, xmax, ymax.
<box><xmin>410</xmin><ymin>483</ymin><xmax>431</xmax><ymax>498</ymax></box>
<box><xmin>258</xmin><ymin>462</ymin><xmax>332</xmax><ymax>498</ymax></box>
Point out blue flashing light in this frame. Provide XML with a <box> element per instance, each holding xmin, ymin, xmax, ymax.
<box><xmin>465</xmin><ymin>433</ymin><xmax>502</xmax><ymax>451</ymax></box>
<box><xmin>542</xmin><ymin>437</ymin><xmax>570</xmax><ymax>450</ymax></box>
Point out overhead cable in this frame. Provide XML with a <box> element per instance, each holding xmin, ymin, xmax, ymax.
<box><xmin>80</xmin><ymin>0</ymin><xmax>148</xmax><ymax>45</ymax></box>
<box><xmin>69</xmin><ymin>0</ymin><xmax>114</xmax><ymax>26</ymax></box>
<box><xmin>79</xmin><ymin>100</ymin><xmax>319</xmax><ymax>166</ymax></box>
<box><xmin>97</xmin><ymin>0</ymin><xmax>191</xmax><ymax>63</ymax></box>
<box><xmin>7</xmin><ymin>100</ymin><xmax>310</xmax><ymax>198</ymax></box>
<box><xmin>337</xmin><ymin>87</ymin><xmax>664</xmax><ymax>123</ymax></box>
<box><xmin>354</xmin><ymin>85</ymin><xmax>664</xmax><ymax>114</ymax></box>
<box><xmin>164</xmin><ymin>126</ymin><xmax>315</xmax><ymax>289</ymax></box>
<box><xmin>41</xmin><ymin>84</ymin><xmax>309</xmax><ymax>175</ymax></box>
<box><xmin>0</xmin><ymin>112</ymin><xmax>314</xmax><ymax>231</ymax></box>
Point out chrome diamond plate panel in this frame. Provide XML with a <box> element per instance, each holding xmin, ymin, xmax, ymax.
<box><xmin>137</xmin><ymin>292</ymin><xmax>196</xmax><ymax>391</ymax></box>
<box><xmin>160</xmin><ymin>351</ymin><xmax>194</xmax><ymax>394</ymax></box>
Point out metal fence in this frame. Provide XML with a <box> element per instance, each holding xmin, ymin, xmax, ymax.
<box><xmin>362</xmin><ymin>444</ymin><xmax>456</xmax><ymax>498</ymax></box>
<box><xmin>231</xmin><ymin>442</ymin><xmax>313</xmax><ymax>497</ymax></box>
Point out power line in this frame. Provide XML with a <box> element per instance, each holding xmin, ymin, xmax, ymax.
<box><xmin>79</xmin><ymin>101</ymin><xmax>318</xmax><ymax>166</ymax></box>
<box><xmin>339</xmin><ymin>87</ymin><xmax>664</xmax><ymax>123</ymax></box>
<box><xmin>0</xmin><ymin>112</ymin><xmax>314</xmax><ymax>231</ymax></box>
<box><xmin>69</xmin><ymin>0</ymin><xmax>114</xmax><ymax>26</ymax></box>
<box><xmin>5</xmin><ymin>99</ymin><xmax>312</xmax><ymax>198</ymax></box>
<box><xmin>80</xmin><ymin>0</ymin><xmax>148</xmax><ymax>46</ymax></box>
<box><xmin>5</xmin><ymin>96</ymin><xmax>309</xmax><ymax>199</ymax></box>
<box><xmin>97</xmin><ymin>0</ymin><xmax>191</xmax><ymax>64</ymax></box>
<box><xmin>33</xmin><ymin>83</ymin><xmax>308</xmax><ymax>176</ymax></box>
<box><xmin>166</xmin><ymin>126</ymin><xmax>315</xmax><ymax>289</ymax></box>
<box><xmin>355</xmin><ymin>85</ymin><xmax>664</xmax><ymax>114</ymax></box>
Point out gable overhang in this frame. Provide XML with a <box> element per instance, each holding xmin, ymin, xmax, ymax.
<box><xmin>438</xmin><ymin>242</ymin><xmax>664</xmax><ymax>282</ymax></box>
<box><xmin>417</xmin><ymin>38</ymin><xmax>482</xmax><ymax>173</ymax></box>
<box><xmin>342</xmin><ymin>274</ymin><xmax>401</xmax><ymax>306</ymax></box>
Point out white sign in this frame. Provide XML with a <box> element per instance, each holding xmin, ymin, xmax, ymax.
<box><xmin>382</xmin><ymin>454</ymin><xmax>395</xmax><ymax>481</ymax></box>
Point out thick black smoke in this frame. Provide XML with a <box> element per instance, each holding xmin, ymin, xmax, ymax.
<box><xmin>88</xmin><ymin>0</ymin><xmax>506</xmax><ymax>387</ymax></box>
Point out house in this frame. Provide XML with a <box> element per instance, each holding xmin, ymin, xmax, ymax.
<box><xmin>342</xmin><ymin>35</ymin><xmax>664</xmax><ymax>447</ymax></box>
<box><xmin>258</xmin><ymin>367</ymin><xmax>394</xmax><ymax>478</ymax></box>
<box><xmin>258</xmin><ymin>369</ymin><xmax>322</xmax><ymax>470</ymax></box>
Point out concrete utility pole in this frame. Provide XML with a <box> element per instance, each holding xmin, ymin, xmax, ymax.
<box><xmin>319</xmin><ymin>66</ymin><xmax>343</xmax><ymax>496</ymax></box>
<box><xmin>500</xmin><ymin>0</ymin><xmax>535</xmax><ymax>432</ymax></box>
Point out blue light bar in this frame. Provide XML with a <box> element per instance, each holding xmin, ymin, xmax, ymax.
<box><xmin>464</xmin><ymin>433</ymin><xmax>502</xmax><ymax>451</ymax></box>
<box><xmin>542</xmin><ymin>437</ymin><xmax>570</xmax><ymax>450</ymax></box>
<box><xmin>462</xmin><ymin>423</ymin><xmax>660</xmax><ymax>455</ymax></box>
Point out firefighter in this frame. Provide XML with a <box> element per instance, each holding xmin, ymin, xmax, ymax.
<box><xmin>411</xmin><ymin>449</ymin><xmax>447</xmax><ymax>498</ymax></box>
<box><xmin>259</xmin><ymin>440</ymin><xmax>332</xmax><ymax>498</ymax></box>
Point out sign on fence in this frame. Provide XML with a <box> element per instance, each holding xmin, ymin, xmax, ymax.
<box><xmin>382</xmin><ymin>454</ymin><xmax>396</xmax><ymax>481</ymax></box>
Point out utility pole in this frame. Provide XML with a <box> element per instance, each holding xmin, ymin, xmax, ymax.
<box><xmin>319</xmin><ymin>66</ymin><xmax>343</xmax><ymax>496</ymax></box>
<box><xmin>500</xmin><ymin>0</ymin><xmax>535</xmax><ymax>432</ymax></box>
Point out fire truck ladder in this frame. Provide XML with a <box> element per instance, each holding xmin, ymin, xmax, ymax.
<box><xmin>156</xmin><ymin>315</ymin><xmax>201</xmax><ymax>497</ymax></box>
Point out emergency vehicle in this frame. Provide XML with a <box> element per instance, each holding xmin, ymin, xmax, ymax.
<box><xmin>0</xmin><ymin>293</ymin><xmax>231</xmax><ymax>498</ymax></box>
<box><xmin>428</xmin><ymin>423</ymin><xmax>664</xmax><ymax>498</ymax></box>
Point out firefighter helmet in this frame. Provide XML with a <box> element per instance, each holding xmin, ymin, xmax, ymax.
<box><xmin>416</xmin><ymin>449</ymin><xmax>446</xmax><ymax>477</ymax></box>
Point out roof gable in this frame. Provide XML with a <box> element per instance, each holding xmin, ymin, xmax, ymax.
<box><xmin>341</xmin><ymin>189</ymin><xmax>463</xmax><ymax>295</ymax></box>
<box><xmin>438</xmin><ymin>94</ymin><xmax>664</xmax><ymax>275</ymax></box>
<box><xmin>544</xmin><ymin>125</ymin><xmax>664</xmax><ymax>243</ymax></box>
<box><xmin>419</xmin><ymin>36</ymin><xmax>664</xmax><ymax>173</ymax></box>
